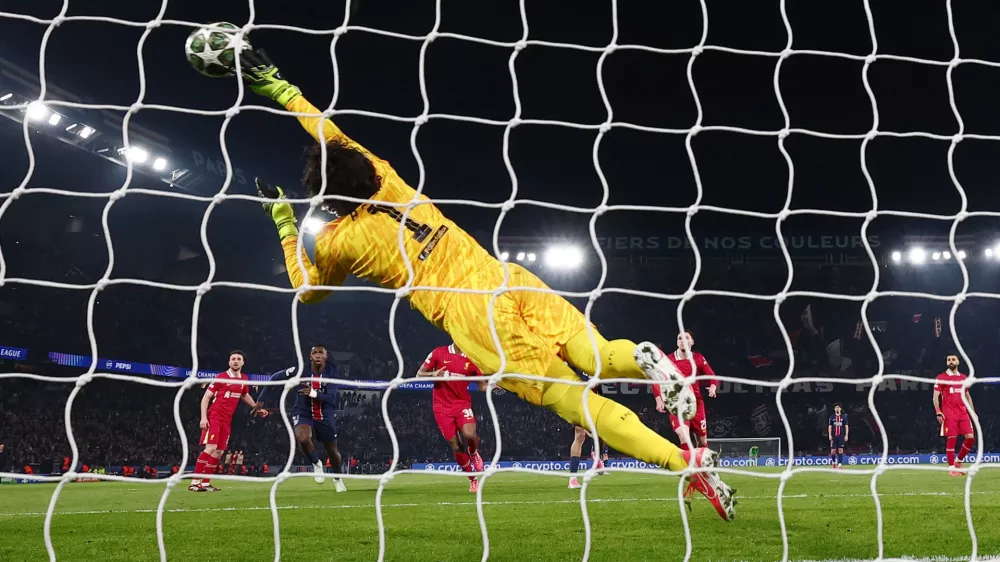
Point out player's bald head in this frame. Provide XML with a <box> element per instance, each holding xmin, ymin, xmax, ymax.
<box><xmin>302</xmin><ymin>140</ymin><xmax>381</xmax><ymax>217</ymax></box>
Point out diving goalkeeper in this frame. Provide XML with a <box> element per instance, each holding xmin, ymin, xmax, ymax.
<box><xmin>232</xmin><ymin>47</ymin><xmax>735</xmax><ymax>520</ymax></box>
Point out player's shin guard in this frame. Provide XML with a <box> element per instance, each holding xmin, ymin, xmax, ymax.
<box><xmin>946</xmin><ymin>436</ymin><xmax>957</xmax><ymax>467</ymax></box>
<box><xmin>958</xmin><ymin>437</ymin><xmax>974</xmax><ymax>462</ymax></box>
<box><xmin>838</xmin><ymin>453</ymin><xmax>844</xmax><ymax>465</ymax></box>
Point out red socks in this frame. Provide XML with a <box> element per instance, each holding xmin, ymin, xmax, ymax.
<box><xmin>454</xmin><ymin>451</ymin><xmax>475</xmax><ymax>482</ymax></box>
<box><xmin>957</xmin><ymin>437</ymin><xmax>974</xmax><ymax>462</ymax></box>
<box><xmin>193</xmin><ymin>452</ymin><xmax>218</xmax><ymax>486</ymax></box>
<box><xmin>946</xmin><ymin>436</ymin><xmax>957</xmax><ymax>467</ymax></box>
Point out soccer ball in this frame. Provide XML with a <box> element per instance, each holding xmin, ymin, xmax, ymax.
<box><xmin>184</xmin><ymin>22</ymin><xmax>251</xmax><ymax>78</ymax></box>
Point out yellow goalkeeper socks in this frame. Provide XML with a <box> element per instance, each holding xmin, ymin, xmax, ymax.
<box><xmin>541</xmin><ymin>359</ymin><xmax>687</xmax><ymax>473</ymax></box>
<box><xmin>591</xmin><ymin>397</ymin><xmax>687</xmax><ymax>472</ymax></box>
<box><xmin>563</xmin><ymin>332</ymin><xmax>648</xmax><ymax>381</ymax></box>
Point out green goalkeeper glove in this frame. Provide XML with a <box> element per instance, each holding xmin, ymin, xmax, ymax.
<box><xmin>256</xmin><ymin>177</ymin><xmax>298</xmax><ymax>240</ymax></box>
<box><xmin>240</xmin><ymin>49</ymin><xmax>302</xmax><ymax>107</ymax></box>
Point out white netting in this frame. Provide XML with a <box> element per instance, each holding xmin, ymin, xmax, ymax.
<box><xmin>0</xmin><ymin>0</ymin><xmax>996</xmax><ymax>561</ymax></box>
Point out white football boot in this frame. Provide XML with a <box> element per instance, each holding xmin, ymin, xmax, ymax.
<box><xmin>312</xmin><ymin>461</ymin><xmax>326</xmax><ymax>484</ymax></box>
<box><xmin>634</xmin><ymin>342</ymin><xmax>696</xmax><ymax>420</ymax></box>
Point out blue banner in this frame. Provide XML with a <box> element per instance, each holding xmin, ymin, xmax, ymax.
<box><xmin>414</xmin><ymin>452</ymin><xmax>1000</xmax><ymax>472</ymax></box>
<box><xmin>0</xmin><ymin>345</ymin><xmax>28</xmax><ymax>360</ymax></box>
<box><xmin>47</xmin><ymin>351</ymin><xmax>270</xmax><ymax>381</ymax></box>
<box><xmin>44</xmin><ymin>350</ymin><xmax>484</xmax><ymax>389</ymax></box>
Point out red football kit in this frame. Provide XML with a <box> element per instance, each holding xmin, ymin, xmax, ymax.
<box><xmin>423</xmin><ymin>345</ymin><xmax>482</xmax><ymax>440</ymax></box>
<box><xmin>656</xmin><ymin>351</ymin><xmax>718</xmax><ymax>438</ymax></box>
<box><xmin>200</xmin><ymin>370</ymin><xmax>248</xmax><ymax>450</ymax></box>
<box><xmin>935</xmin><ymin>371</ymin><xmax>972</xmax><ymax>437</ymax></box>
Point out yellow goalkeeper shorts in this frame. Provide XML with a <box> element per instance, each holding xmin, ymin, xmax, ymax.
<box><xmin>442</xmin><ymin>261</ymin><xmax>595</xmax><ymax>405</ymax></box>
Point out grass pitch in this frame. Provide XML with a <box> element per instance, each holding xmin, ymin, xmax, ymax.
<box><xmin>1</xmin><ymin>468</ymin><xmax>999</xmax><ymax>561</ymax></box>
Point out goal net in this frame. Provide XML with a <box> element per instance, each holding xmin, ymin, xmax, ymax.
<box><xmin>0</xmin><ymin>0</ymin><xmax>997</xmax><ymax>561</ymax></box>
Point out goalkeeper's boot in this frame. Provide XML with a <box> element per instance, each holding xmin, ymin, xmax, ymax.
<box><xmin>471</xmin><ymin>451</ymin><xmax>485</xmax><ymax>473</ymax></box>
<box><xmin>634</xmin><ymin>342</ymin><xmax>696</xmax><ymax>420</ymax></box>
<box><xmin>188</xmin><ymin>484</ymin><xmax>206</xmax><ymax>492</ymax></box>
<box><xmin>202</xmin><ymin>484</ymin><xmax>221</xmax><ymax>492</ymax></box>
<box><xmin>568</xmin><ymin>476</ymin><xmax>582</xmax><ymax>489</ymax></box>
<box><xmin>312</xmin><ymin>461</ymin><xmax>326</xmax><ymax>484</ymax></box>
<box><xmin>683</xmin><ymin>448</ymin><xmax>736</xmax><ymax>522</ymax></box>
<box><xmin>469</xmin><ymin>478</ymin><xmax>480</xmax><ymax>493</ymax></box>
<box><xmin>334</xmin><ymin>478</ymin><xmax>348</xmax><ymax>492</ymax></box>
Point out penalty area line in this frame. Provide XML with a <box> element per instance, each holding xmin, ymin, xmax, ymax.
<box><xmin>0</xmin><ymin>489</ymin><xmax>997</xmax><ymax>518</ymax></box>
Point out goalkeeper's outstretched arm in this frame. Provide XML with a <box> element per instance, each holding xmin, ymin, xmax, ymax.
<box><xmin>255</xmin><ymin>177</ymin><xmax>347</xmax><ymax>303</ymax></box>
<box><xmin>240</xmin><ymin>48</ymin><xmax>374</xmax><ymax>158</ymax></box>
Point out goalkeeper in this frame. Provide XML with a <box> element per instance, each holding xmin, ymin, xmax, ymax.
<box><xmin>234</xmin><ymin>47</ymin><xmax>734</xmax><ymax>520</ymax></box>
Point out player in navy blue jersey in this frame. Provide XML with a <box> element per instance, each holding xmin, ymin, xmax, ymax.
<box><xmin>827</xmin><ymin>403</ymin><xmax>849</xmax><ymax>469</ymax></box>
<box><xmin>255</xmin><ymin>345</ymin><xmax>347</xmax><ymax>491</ymax></box>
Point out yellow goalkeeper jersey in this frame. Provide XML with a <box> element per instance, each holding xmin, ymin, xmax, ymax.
<box><xmin>279</xmin><ymin>95</ymin><xmax>493</xmax><ymax>326</ymax></box>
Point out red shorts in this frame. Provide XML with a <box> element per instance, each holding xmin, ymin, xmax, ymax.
<box><xmin>200</xmin><ymin>417</ymin><xmax>232</xmax><ymax>450</ymax></box>
<box><xmin>941</xmin><ymin>416</ymin><xmax>973</xmax><ymax>437</ymax></box>
<box><xmin>669</xmin><ymin>402</ymin><xmax>707</xmax><ymax>438</ymax></box>
<box><xmin>433</xmin><ymin>405</ymin><xmax>476</xmax><ymax>440</ymax></box>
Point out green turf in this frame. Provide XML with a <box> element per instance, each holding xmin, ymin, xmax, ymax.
<box><xmin>1</xmin><ymin>468</ymin><xmax>998</xmax><ymax>561</ymax></box>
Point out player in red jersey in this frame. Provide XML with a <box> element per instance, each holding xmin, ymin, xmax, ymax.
<box><xmin>416</xmin><ymin>343</ymin><xmax>486</xmax><ymax>492</ymax></box>
<box><xmin>654</xmin><ymin>331</ymin><xmax>718</xmax><ymax>450</ymax></box>
<box><xmin>653</xmin><ymin>332</ymin><xmax>718</xmax><ymax>510</ymax></box>
<box><xmin>933</xmin><ymin>354</ymin><xmax>977</xmax><ymax>476</ymax></box>
<box><xmin>190</xmin><ymin>351</ymin><xmax>268</xmax><ymax>492</ymax></box>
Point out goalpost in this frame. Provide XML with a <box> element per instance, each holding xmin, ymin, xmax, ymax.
<box><xmin>0</xmin><ymin>0</ymin><xmax>994</xmax><ymax>561</ymax></box>
<box><xmin>710</xmin><ymin>437</ymin><xmax>782</xmax><ymax>466</ymax></box>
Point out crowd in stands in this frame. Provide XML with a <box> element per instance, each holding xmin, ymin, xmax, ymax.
<box><xmin>2</xmin><ymin>372</ymin><xmax>996</xmax><ymax>475</ymax></box>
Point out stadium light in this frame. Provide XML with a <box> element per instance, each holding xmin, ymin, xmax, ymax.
<box><xmin>526</xmin><ymin>252</ymin><xmax>536</xmax><ymax>262</ymax></box>
<box><xmin>891</xmin><ymin>251</ymin><xmax>902</xmax><ymax>263</ymax></box>
<box><xmin>123</xmin><ymin>146</ymin><xmax>149</xmax><ymax>163</ymax></box>
<box><xmin>957</xmin><ymin>250</ymin><xmax>967</xmax><ymax>260</ymax></box>
<box><xmin>908</xmin><ymin>247</ymin><xmax>926</xmax><ymax>265</ymax></box>
<box><xmin>942</xmin><ymin>251</ymin><xmax>952</xmax><ymax>260</ymax></box>
<box><xmin>0</xmin><ymin>93</ymin><xmax>12</xmax><ymax>102</ymax></box>
<box><xmin>544</xmin><ymin>244</ymin><xmax>584</xmax><ymax>270</ymax></box>
<box><xmin>302</xmin><ymin>216</ymin><xmax>326</xmax><ymax>234</ymax></box>
<box><xmin>931</xmin><ymin>251</ymin><xmax>941</xmax><ymax>261</ymax></box>
<box><xmin>78</xmin><ymin>126</ymin><xmax>95</xmax><ymax>139</ymax></box>
<box><xmin>516</xmin><ymin>252</ymin><xmax>526</xmax><ymax>261</ymax></box>
<box><xmin>47</xmin><ymin>112</ymin><xmax>61</xmax><ymax>126</ymax></box>
<box><xmin>26</xmin><ymin>101</ymin><xmax>48</xmax><ymax>121</ymax></box>
<box><xmin>152</xmin><ymin>157</ymin><xmax>168</xmax><ymax>171</ymax></box>
<box><xmin>986</xmin><ymin>248</ymin><xmax>994</xmax><ymax>258</ymax></box>
<box><xmin>499</xmin><ymin>251</ymin><xmax>509</xmax><ymax>261</ymax></box>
